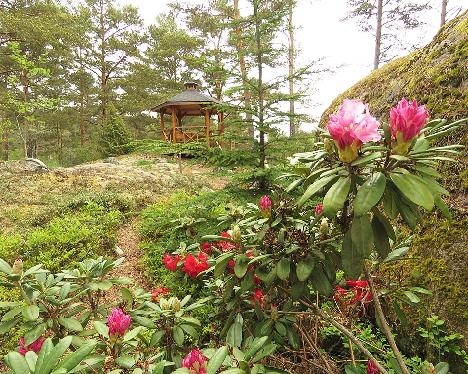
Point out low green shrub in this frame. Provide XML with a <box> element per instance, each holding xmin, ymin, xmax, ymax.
<box><xmin>0</xmin><ymin>202</ymin><xmax>122</xmax><ymax>272</ymax></box>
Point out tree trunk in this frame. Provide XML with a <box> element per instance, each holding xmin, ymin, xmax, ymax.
<box><xmin>2</xmin><ymin>126</ymin><xmax>9</xmax><ymax>161</ymax></box>
<box><xmin>373</xmin><ymin>0</ymin><xmax>383</xmax><ymax>70</ymax></box>
<box><xmin>440</xmin><ymin>0</ymin><xmax>448</xmax><ymax>27</ymax></box>
<box><xmin>233</xmin><ymin>0</ymin><xmax>254</xmax><ymax>138</ymax></box>
<box><xmin>288</xmin><ymin>0</ymin><xmax>296</xmax><ymax>136</ymax></box>
<box><xmin>99</xmin><ymin>0</ymin><xmax>107</xmax><ymax>121</ymax></box>
<box><xmin>253</xmin><ymin>0</ymin><xmax>265</xmax><ymax>169</ymax></box>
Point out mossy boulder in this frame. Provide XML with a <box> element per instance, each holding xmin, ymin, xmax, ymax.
<box><xmin>320</xmin><ymin>10</ymin><xmax>468</xmax><ymax>355</ymax></box>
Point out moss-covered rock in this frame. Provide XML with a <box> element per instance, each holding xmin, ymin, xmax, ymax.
<box><xmin>320</xmin><ymin>10</ymin><xmax>468</xmax><ymax>357</ymax></box>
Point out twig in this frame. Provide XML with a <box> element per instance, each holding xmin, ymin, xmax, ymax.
<box><xmin>365</xmin><ymin>268</ymin><xmax>410</xmax><ymax>374</ymax></box>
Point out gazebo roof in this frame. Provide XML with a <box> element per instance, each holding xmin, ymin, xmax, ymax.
<box><xmin>151</xmin><ymin>82</ymin><xmax>221</xmax><ymax>114</ymax></box>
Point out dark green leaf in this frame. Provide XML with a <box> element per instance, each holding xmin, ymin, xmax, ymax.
<box><xmin>206</xmin><ymin>346</ymin><xmax>229</xmax><ymax>374</ymax></box>
<box><xmin>390</xmin><ymin>173</ymin><xmax>434</xmax><ymax>211</ymax></box>
<box><xmin>351</xmin><ymin>215</ymin><xmax>373</xmax><ymax>257</ymax></box>
<box><xmin>434</xmin><ymin>196</ymin><xmax>452</xmax><ymax>221</ymax></box>
<box><xmin>234</xmin><ymin>255</ymin><xmax>250</xmax><ymax>278</ymax></box>
<box><xmin>323</xmin><ymin>177</ymin><xmax>351</xmax><ymax>218</ymax></box>
<box><xmin>341</xmin><ymin>231</ymin><xmax>364</xmax><ymax>279</ymax></box>
<box><xmin>371</xmin><ymin>216</ymin><xmax>390</xmax><ymax>259</ymax></box>
<box><xmin>354</xmin><ymin>172</ymin><xmax>386</xmax><ymax>216</ymax></box>
<box><xmin>297</xmin><ymin>175</ymin><xmax>338</xmax><ymax>207</ymax></box>
<box><xmin>296</xmin><ymin>257</ymin><xmax>315</xmax><ymax>282</ymax></box>
<box><xmin>276</xmin><ymin>259</ymin><xmax>290</xmax><ymax>281</ymax></box>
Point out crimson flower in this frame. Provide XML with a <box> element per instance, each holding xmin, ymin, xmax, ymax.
<box><xmin>334</xmin><ymin>280</ymin><xmax>372</xmax><ymax>306</ymax></box>
<box><xmin>254</xmin><ymin>273</ymin><xmax>262</xmax><ymax>285</ymax></box>
<box><xmin>200</xmin><ymin>242</ymin><xmax>213</xmax><ymax>254</ymax></box>
<box><xmin>315</xmin><ymin>203</ymin><xmax>324</xmax><ymax>215</ymax></box>
<box><xmin>327</xmin><ymin>99</ymin><xmax>381</xmax><ymax>163</ymax></box>
<box><xmin>367</xmin><ymin>359</ymin><xmax>380</xmax><ymax>374</ymax></box>
<box><xmin>19</xmin><ymin>336</ymin><xmax>45</xmax><ymax>355</ymax></box>
<box><xmin>251</xmin><ymin>288</ymin><xmax>265</xmax><ymax>307</ymax></box>
<box><xmin>390</xmin><ymin>98</ymin><xmax>429</xmax><ymax>155</ymax></box>
<box><xmin>182</xmin><ymin>252</ymin><xmax>209</xmax><ymax>278</ymax></box>
<box><xmin>107</xmin><ymin>308</ymin><xmax>131</xmax><ymax>337</ymax></box>
<box><xmin>259</xmin><ymin>195</ymin><xmax>272</xmax><ymax>212</ymax></box>
<box><xmin>218</xmin><ymin>232</ymin><xmax>237</xmax><ymax>252</ymax></box>
<box><xmin>182</xmin><ymin>348</ymin><xmax>207</xmax><ymax>374</ymax></box>
<box><xmin>151</xmin><ymin>287</ymin><xmax>170</xmax><ymax>302</ymax></box>
<box><xmin>163</xmin><ymin>253</ymin><xmax>181</xmax><ymax>272</ymax></box>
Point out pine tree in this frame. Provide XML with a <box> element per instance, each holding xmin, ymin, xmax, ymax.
<box><xmin>344</xmin><ymin>0</ymin><xmax>430</xmax><ymax>70</ymax></box>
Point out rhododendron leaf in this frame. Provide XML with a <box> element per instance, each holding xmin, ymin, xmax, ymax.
<box><xmin>371</xmin><ymin>216</ymin><xmax>390</xmax><ymax>259</ymax></box>
<box><xmin>56</xmin><ymin>340</ymin><xmax>97</xmax><ymax>372</ymax></box>
<box><xmin>310</xmin><ymin>264</ymin><xmax>333</xmax><ymax>296</ymax></box>
<box><xmin>132</xmin><ymin>316</ymin><xmax>156</xmax><ymax>329</ymax></box>
<box><xmin>24</xmin><ymin>323</ymin><xmax>46</xmax><ymax>346</ymax></box>
<box><xmin>206</xmin><ymin>346</ymin><xmax>229</xmax><ymax>374</ymax></box>
<box><xmin>323</xmin><ymin>177</ymin><xmax>351</xmax><ymax>218</ymax></box>
<box><xmin>123</xmin><ymin>326</ymin><xmax>145</xmax><ymax>342</ymax></box>
<box><xmin>0</xmin><ymin>258</ymin><xmax>12</xmax><ymax>275</ymax></box>
<box><xmin>40</xmin><ymin>336</ymin><xmax>73</xmax><ymax>374</ymax></box>
<box><xmin>412</xmin><ymin>137</ymin><xmax>430</xmax><ymax>153</ymax></box>
<box><xmin>344</xmin><ymin>365</ymin><xmax>365</xmax><ymax>374</ymax></box>
<box><xmin>285</xmin><ymin>178</ymin><xmax>304</xmax><ymax>192</ymax></box>
<box><xmin>252</xmin><ymin>342</ymin><xmax>277</xmax><ymax>362</ymax></box>
<box><xmin>93</xmin><ymin>321</ymin><xmax>109</xmax><ymax>338</ymax></box>
<box><xmin>24</xmin><ymin>351</ymin><xmax>37</xmax><ymax>372</ymax></box>
<box><xmin>150</xmin><ymin>331</ymin><xmax>165</xmax><ymax>346</ymax></box>
<box><xmin>383</xmin><ymin>187</ymin><xmax>399</xmax><ymax>219</ymax></box>
<box><xmin>351</xmin><ymin>215</ymin><xmax>373</xmax><ymax>257</ymax></box>
<box><xmin>234</xmin><ymin>255</ymin><xmax>250</xmax><ymax>278</ymax></box>
<box><xmin>397</xmin><ymin>201</ymin><xmax>419</xmax><ymax>229</ymax></box>
<box><xmin>5</xmin><ymin>351</ymin><xmax>29</xmax><ymax>374</ymax></box>
<box><xmin>180</xmin><ymin>295</ymin><xmax>191</xmax><ymax>307</ymax></box>
<box><xmin>434</xmin><ymin>362</ymin><xmax>449</xmax><ymax>374</ymax></box>
<box><xmin>434</xmin><ymin>195</ymin><xmax>451</xmax><ymax>221</ymax></box>
<box><xmin>274</xmin><ymin>321</ymin><xmax>287</xmax><ymax>336</ymax></box>
<box><xmin>172</xmin><ymin>369</ymin><xmax>191</xmax><ymax>374</ymax></box>
<box><xmin>421</xmin><ymin>176</ymin><xmax>449</xmax><ymax>196</ymax></box>
<box><xmin>297</xmin><ymin>175</ymin><xmax>338</xmax><ymax>207</ymax></box>
<box><xmin>214</xmin><ymin>253</ymin><xmax>235</xmax><ymax>278</ymax></box>
<box><xmin>403</xmin><ymin>291</ymin><xmax>420</xmax><ymax>304</ymax></box>
<box><xmin>413</xmin><ymin>164</ymin><xmax>441</xmax><ymax>178</ymax></box>
<box><xmin>121</xmin><ymin>288</ymin><xmax>133</xmax><ymax>307</ymax></box>
<box><xmin>240</xmin><ymin>271</ymin><xmax>254</xmax><ymax>291</ymax></box>
<box><xmin>116</xmin><ymin>355</ymin><xmax>136</xmax><ymax>369</ymax></box>
<box><xmin>354</xmin><ymin>172</ymin><xmax>386</xmax><ymax>217</ymax></box>
<box><xmin>58</xmin><ymin>317</ymin><xmax>83</xmax><ymax>332</ymax></box>
<box><xmin>295</xmin><ymin>258</ymin><xmax>314</xmax><ymax>282</ymax></box>
<box><xmin>244</xmin><ymin>336</ymin><xmax>269</xmax><ymax>361</ymax></box>
<box><xmin>180</xmin><ymin>324</ymin><xmax>198</xmax><ymax>338</ymax></box>
<box><xmin>384</xmin><ymin>246</ymin><xmax>409</xmax><ymax>262</ymax></box>
<box><xmin>342</xmin><ymin>231</ymin><xmax>364</xmax><ymax>279</ymax></box>
<box><xmin>218</xmin><ymin>369</ymin><xmax>245</xmax><ymax>374</ymax></box>
<box><xmin>390</xmin><ymin>173</ymin><xmax>434</xmax><ymax>211</ymax></box>
<box><xmin>350</xmin><ymin>152</ymin><xmax>383</xmax><ymax>166</ymax></box>
<box><xmin>276</xmin><ymin>259</ymin><xmax>290</xmax><ymax>281</ymax></box>
<box><xmin>289</xmin><ymin>281</ymin><xmax>305</xmax><ymax>301</ymax></box>
<box><xmin>22</xmin><ymin>305</ymin><xmax>39</xmax><ymax>321</ymax></box>
<box><xmin>172</xmin><ymin>326</ymin><xmax>184</xmax><ymax>346</ymax></box>
<box><xmin>372</xmin><ymin>209</ymin><xmax>396</xmax><ymax>240</ymax></box>
<box><xmin>226</xmin><ymin>321</ymin><xmax>242</xmax><ymax>348</ymax></box>
<box><xmin>34</xmin><ymin>338</ymin><xmax>53</xmax><ymax>373</ymax></box>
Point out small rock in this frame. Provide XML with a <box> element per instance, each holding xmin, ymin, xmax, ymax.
<box><xmin>114</xmin><ymin>245</ymin><xmax>124</xmax><ymax>256</ymax></box>
<box><xmin>103</xmin><ymin>157</ymin><xmax>119</xmax><ymax>164</ymax></box>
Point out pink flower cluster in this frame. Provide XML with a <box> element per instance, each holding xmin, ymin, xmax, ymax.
<box><xmin>182</xmin><ymin>348</ymin><xmax>207</xmax><ymax>374</ymax></box>
<box><xmin>367</xmin><ymin>359</ymin><xmax>380</xmax><ymax>374</ymax></box>
<box><xmin>327</xmin><ymin>99</ymin><xmax>381</xmax><ymax>163</ymax></box>
<box><xmin>107</xmin><ymin>308</ymin><xmax>131</xmax><ymax>337</ymax></box>
<box><xmin>390</xmin><ymin>98</ymin><xmax>429</xmax><ymax>154</ymax></box>
<box><xmin>19</xmin><ymin>336</ymin><xmax>45</xmax><ymax>356</ymax></box>
<box><xmin>259</xmin><ymin>195</ymin><xmax>272</xmax><ymax>212</ymax></box>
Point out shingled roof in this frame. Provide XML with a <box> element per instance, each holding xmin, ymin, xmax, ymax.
<box><xmin>151</xmin><ymin>82</ymin><xmax>221</xmax><ymax>113</ymax></box>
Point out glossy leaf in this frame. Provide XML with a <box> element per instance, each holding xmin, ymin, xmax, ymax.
<box><xmin>354</xmin><ymin>172</ymin><xmax>386</xmax><ymax>216</ymax></box>
<box><xmin>206</xmin><ymin>346</ymin><xmax>228</xmax><ymax>374</ymax></box>
<box><xmin>323</xmin><ymin>177</ymin><xmax>351</xmax><ymax>218</ymax></box>
<box><xmin>390</xmin><ymin>173</ymin><xmax>434</xmax><ymax>211</ymax></box>
<box><xmin>297</xmin><ymin>175</ymin><xmax>338</xmax><ymax>207</ymax></box>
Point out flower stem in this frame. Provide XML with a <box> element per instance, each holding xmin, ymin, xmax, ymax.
<box><xmin>365</xmin><ymin>268</ymin><xmax>410</xmax><ymax>374</ymax></box>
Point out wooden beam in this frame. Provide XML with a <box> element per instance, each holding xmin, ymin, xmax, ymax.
<box><xmin>204</xmin><ymin>110</ymin><xmax>211</xmax><ymax>147</ymax></box>
<box><xmin>218</xmin><ymin>112</ymin><xmax>225</xmax><ymax>148</ymax></box>
<box><xmin>160</xmin><ymin>113</ymin><xmax>165</xmax><ymax>140</ymax></box>
<box><xmin>171</xmin><ymin>106</ymin><xmax>177</xmax><ymax>144</ymax></box>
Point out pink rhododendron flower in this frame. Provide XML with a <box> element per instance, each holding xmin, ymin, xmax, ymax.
<box><xmin>315</xmin><ymin>203</ymin><xmax>324</xmax><ymax>215</ymax></box>
<box><xmin>390</xmin><ymin>98</ymin><xmax>429</xmax><ymax>154</ymax></box>
<box><xmin>19</xmin><ymin>336</ymin><xmax>45</xmax><ymax>355</ymax></box>
<box><xmin>259</xmin><ymin>195</ymin><xmax>272</xmax><ymax>212</ymax></box>
<box><xmin>107</xmin><ymin>308</ymin><xmax>131</xmax><ymax>337</ymax></box>
<box><xmin>182</xmin><ymin>348</ymin><xmax>207</xmax><ymax>374</ymax></box>
<box><xmin>367</xmin><ymin>359</ymin><xmax>380</xmax><ymax>374</ymax></box>
<box><xmin>151</xmin><ymin>287</ymin><xmax>170</xmax><ymax>302</ymax></box>
<box><xmin>327</xmin><ymin>99</ymin><xmax>381</xmax><ymax>163</ymax></box>
<box><xmin>182</xmin><ymin>252</ymin><xmax>209</xmax><ymax>278</ymax></box>
<box><xmin>163</xmin><ymin>253</ymin><xmax>181</xmax><ymax>272</ymax></box>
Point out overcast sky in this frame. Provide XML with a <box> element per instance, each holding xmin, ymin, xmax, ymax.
<box><xmin>119</xmin><ymin>0</ymin><xmax>466</xmax><ymax>131</ymax></box>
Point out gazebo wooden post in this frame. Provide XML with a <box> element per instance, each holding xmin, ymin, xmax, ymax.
<box><xmin>204</xmin><ymin>110</ymin><xmax>211</xmax><ymax>147</ymax></box>
<box><xmin>218</xmin><ymin>112</ymin><xmax>225</xmax><ymax>148</ymax></box>
<box><xmin>171</xmin><ymin>106</ymin><xmax>177</xmax><ymax>144</ymax></box>
<box><xmin>160</xmin><ymin>112</ymin><xmax>165</xmax><ymax>140</ymax></box>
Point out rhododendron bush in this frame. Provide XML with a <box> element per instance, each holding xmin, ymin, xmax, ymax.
<box><xmin>0</xmin><ymin>98</ymin><xmax>465</xmax><ymax>374</ymax></box>
<box><xmin>164</xmin><ymin>99</ymin><xmax>464</xmax><ymax>374</ymax></box>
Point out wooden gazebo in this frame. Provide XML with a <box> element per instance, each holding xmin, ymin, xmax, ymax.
<box><xmin>151</xmin><ymin>82</ymin><xmax>224</xmax><ymax>147</ymax></box>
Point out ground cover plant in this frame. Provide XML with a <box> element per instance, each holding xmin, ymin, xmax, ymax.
<box><xmin>0</xmin><ymin>97</ymin><xmax>465</xmax><ymax>373</ymax></box>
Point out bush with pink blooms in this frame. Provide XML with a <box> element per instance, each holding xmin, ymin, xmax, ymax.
<box><xmin>0</xmin><ymin>98</ymin><xmax>465</xmax><ymax>374</ymax></box>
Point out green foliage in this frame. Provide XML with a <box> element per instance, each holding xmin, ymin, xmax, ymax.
<box><xmin>99</xmin><ymin>105</ymin><xmax>133</xmax><ymax>157</ymax></box>
<box><xmin>0</xmin><ymin>202</ymin><xmax>122</xmax><ymax>272</ymax></box>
